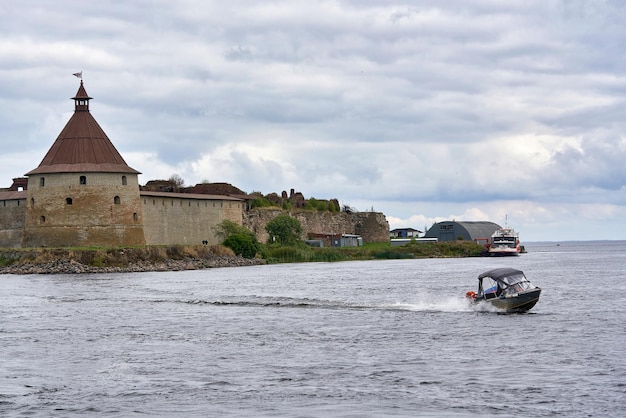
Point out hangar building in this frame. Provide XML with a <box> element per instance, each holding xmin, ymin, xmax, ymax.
<box><xmin>424</xmin><ymin>221</ymin><xmax>501</xmax><ymax>242</ymax></box>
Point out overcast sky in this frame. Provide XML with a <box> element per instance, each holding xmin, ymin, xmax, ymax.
<box><xmin>2</xmin><ymin>1</ymin><xmax>625</xmax><ymax>241</ymax></box>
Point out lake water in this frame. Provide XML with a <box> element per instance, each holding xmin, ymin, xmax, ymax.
<box><xmin>1</xmin><ymin>241</ymin><xmax>625</xmax><ymax>417</ymax></box>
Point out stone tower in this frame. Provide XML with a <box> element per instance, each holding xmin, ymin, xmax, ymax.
<box><xmin>22</xmin><ymin>80</ymin><xmax>146</xmax><ymax>247</ymax></box>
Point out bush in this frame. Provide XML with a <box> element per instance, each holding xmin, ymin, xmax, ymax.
<box><xmin>213</xmin><ymin>220</ymin><xmax>260</xmax><ymax>258</ymax></box>
<box><xmin>250</xmin><ymin>195</ymin><xmax>273</xmax><ymax>208</ymax></box>
<box><xmin>213</xmin><ymin>220</ymin><xmax>254</xmax><ymax>241</ymax></box>
<box><xmin>223</xmin><ymin>233</ymin><xmax>259</xmax><ymax>258</ymax></box>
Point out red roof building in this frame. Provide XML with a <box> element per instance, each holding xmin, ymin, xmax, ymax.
<box><xmin>25</xmin><ymin>81</ymin><xmax>140</xmax><ymax>175</ymax></box>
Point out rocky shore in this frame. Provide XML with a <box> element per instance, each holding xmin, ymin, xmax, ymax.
<box><xmin>0</xmin><ymin>246</ymin><xmax>265</xmax><ymax>275</ymax></box>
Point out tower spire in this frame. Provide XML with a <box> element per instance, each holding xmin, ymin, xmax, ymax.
<box><xmin>72</xmin><ymin>80</ymin><xmax>93</xmax><ymax>112</ymax></box>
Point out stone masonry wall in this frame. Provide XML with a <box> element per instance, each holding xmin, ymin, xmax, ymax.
<box><xmin>243</xmin><ymin>208</ymin><xmax>389</xmax><ymax>244</ymax></box>
<box><xmin>142</xmin><ymin>195</ymin><xmax>243</xmax><ymax>246</ymax></box>
<box><xmin>0</xmin><ymin>199</ymin><xmax>26</xmax><ymax>248</ymax></box>
<box><xmin>22</xmin><ymin>172</ymin><xmax>145</xmax><ymax>247</ymax></box>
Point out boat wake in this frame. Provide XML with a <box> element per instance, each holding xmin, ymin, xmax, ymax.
<box><xmin>384</xmin><ymin>297</ymin><xmax>475</xmax><ymax>313</ymax></box>
<box><xmin>158</xmin><ymin>295</ymin><xmax>482</xmax><ymax>313</ymax></box>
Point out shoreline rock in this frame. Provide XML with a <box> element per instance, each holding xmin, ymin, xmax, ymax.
<box><xmin>0</xmin><ymin>256</ymin><xmax>265</xmax><ymax>275</ymax></box>
<box><xmin>0</xmin><ymin>246</ymin><xmax>265</xmax><ymax>275</ymax></box>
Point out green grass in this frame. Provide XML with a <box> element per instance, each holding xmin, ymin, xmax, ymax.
<box><xmin>1</xmin><ymin>241</ymin><xmax>487</xmax><ymax>268</ymax></box>
<box><xmin>261</xmin><ymin>240</ymin><xmax>487</xmax><ymax>263</ymax></box>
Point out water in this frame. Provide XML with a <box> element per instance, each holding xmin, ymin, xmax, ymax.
<box><xmin>1</xmin><ymin>241</ymin><xmax>625</xmax><ymax>417</ymax></box>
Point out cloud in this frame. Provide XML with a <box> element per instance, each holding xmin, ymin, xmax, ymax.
<box><xmin>2</xmin><ymin>1</ymin><xmax>626</xmax><ymax>240</ymax></box>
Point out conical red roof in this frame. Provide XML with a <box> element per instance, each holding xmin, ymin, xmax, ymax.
<box><xmin>26</xmin><ymin>81</ymin><xmax>140</xmax><ymax>175</ymax></box>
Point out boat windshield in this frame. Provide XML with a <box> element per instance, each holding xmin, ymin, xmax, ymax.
<box><xmin>493</xmin><ymin>236</ymin><xmax>516</xmax><ymax>244</ymax></box>
<box><xmin>499</xmin><ymin>273</ymin><xmax>536</xmax><ymax>295</ymax></box>
<box><xmin>479</xmin><ymin>277</ymin><xmax>499</xmax><ymax>298</ymax></box>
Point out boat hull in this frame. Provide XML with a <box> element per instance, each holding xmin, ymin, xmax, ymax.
<box><xmin>478</xmin><ymin>288</ymin><xmax>541</xmax><ymax>313</ymax></box>
<box><xmin>488</xmin><ymin>247</ymin><xmax>520</xmax><ymax>256</ymax></box>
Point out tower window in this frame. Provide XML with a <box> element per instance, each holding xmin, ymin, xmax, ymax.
<box><xmin>66</xmin><ymin>197</ymin><xmax>73</xmax><ymax>205</ymax></box>
<box><xmin>114</xmin><ymin>196</ymin><xmax>121</xmax><ymax>204</ymax></box>
<box><xmin>40</xmin><ymin>177</ymin><xmax>45</xmax><ymax>187</ymax></box>
<box><xmin>122</xmin><ymin>176</ymin><xmax>127</xmax><ymax>185</ymax></box>
<box><xmin>133</xmin><ymin>212</ymin><xmax>138</xmax><ymax>221</ymax></box>
<box><xmin>79</xmin><ymin>176</ymin><xmax>87</xmax><ymax>185</ymax></box>
<box><xmin>40</xmin><ymin>216</ymin><xmax>46</xmax><ymax>223</ymax></box>
<box><xmin>30</xmin><ymin>198</ymin><xmax>34</xmax><ymax>207</ymax></box>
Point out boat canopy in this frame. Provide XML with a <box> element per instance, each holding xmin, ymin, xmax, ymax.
<box><xmin>477</xmin><ymin>268</ymin><xmax>537</xmax><ymax>298</ymax></box>
<box><xmin>478</xmin><ymin>268</ymin><xmax>524</xmax><ymax>282</ymax></box>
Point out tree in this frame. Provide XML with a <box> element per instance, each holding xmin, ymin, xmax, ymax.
<box><xmin>265</xmin><ymin>214</ymin><xmax>303</xmax><ymax>245</ymax></box>
<box><xmin>169</xmin><ymin>174</ymin><xmax>185</xmax><ymax>188</ymax></box>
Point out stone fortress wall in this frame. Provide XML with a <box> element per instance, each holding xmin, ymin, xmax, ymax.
<box><xmin>1</xmin><ymin>193</ymin><xmax>390</xmax><ymax>248</ymax></box>
<box><xmin>141</xmin><ymin>193</ymin><xmax>244</xmax><ymax>246</ymax></box>
<box><xmin>22</xmin><ymin>172</ymin><xmax>145</xmax><ymax>248</ymax></box>
<box><xmin>0</xmin><ymin>198</ymin><xmax>26</xmax><ymax>248</ymax></box>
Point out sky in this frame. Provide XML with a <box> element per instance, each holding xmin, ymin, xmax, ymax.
<box><xmin>1</xmin><ymin>0</ymin><xmax>625</xmax><ymax>241</ymax></box>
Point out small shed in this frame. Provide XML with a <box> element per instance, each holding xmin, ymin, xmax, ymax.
<box><xmin>334</xmin><ymin>234</ymin><xmax>362</xmax><ymax>247</ymax></box>
<box><xmin>424</xmin><ymin>221</ymin><xmax>501</xmax><ymax>242</ymax></box>
<box><xmin>390</xmin><ymin>228</ymin><xmax>422</xmax><ymax>239</ymax></box>
<box><xmin>308</xmin><ymin>233</ymin><xmax>363</xmax><ymax>248</ymax></box>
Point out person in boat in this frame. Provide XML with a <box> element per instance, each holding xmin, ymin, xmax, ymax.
<box><xmin>485</xmin><ymin>285</ymin><xmax>497</xmax><ymax>295</ymax></box>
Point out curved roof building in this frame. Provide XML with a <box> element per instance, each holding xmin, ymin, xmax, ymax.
<box><xmin>424</xmin><ymin>221</ymin><xmax>501</xmax><ymax>242</ymax></box>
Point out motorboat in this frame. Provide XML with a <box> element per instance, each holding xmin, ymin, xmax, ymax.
<box><xmin>488</xmin><ymin>227</ymin><xmax>521</xmax><ymax>256</ymax></box>
<box><xmin>465</xmin><ymin>268</ymin><xmax>541</xmax><ymax>312</ymax></box>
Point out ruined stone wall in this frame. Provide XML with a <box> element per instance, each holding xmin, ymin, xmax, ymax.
<box><xmin>243</xmin><ymin>208</ymin><xmax>389</xmax><ymax>243</ymax></box>
<box><xmin>142</xmin><ymin>195</ymin><xmax>243</xmax><ymax>246</ymax></box>
<box><xmin>0</xmin><ymin>199</ymin><xmax>26</xmax><ymax>248</ymax></box>
<box><xmin>351</xmin><ymin>212</ymin><xmax>390</xmax><ymax>243</ymax></box>
<box><xmin>22</xmin><ymin>172</ymin><xmax>145</xmax><ymax>247</ymax></box>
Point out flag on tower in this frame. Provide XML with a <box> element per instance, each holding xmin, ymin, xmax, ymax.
<box><xmin>73</xmin><ymin>71</ymin><xmax>82</xmax><ymax>79</ymax></box>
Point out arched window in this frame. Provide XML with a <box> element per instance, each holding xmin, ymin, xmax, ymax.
<box><xmin>40</xmin><ymin>216</ymin><xmax>46</xmax><ymax>223</ymax></box>
<box><xmin>114</xmin><ymin>196</ymin><xmax>121</xmax><ymax>205</ymax></box>
<box><xmin>133</xmin><ymin>212</ymin><xmax>138</xmax><ymax>221</ymax></box>
<box><xmin>79</xmin><ymin>176</ymin><xmax>87</xmax><ymax>185</ymax></box>
<box><xmin>122</xmin><ymin>176</ymin><xmax>127</xmax><ymax>185</ymax></box>
<box><xmin>40</xmin><ymin>177</ymin><xmax>45</xmax><ymax>187</ymax></box>
<box><xmin>66</xmin><ymin>197</ymin><xmax>73</xmax><ymax>205</ymax></box>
